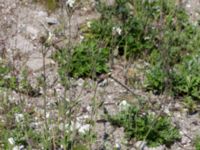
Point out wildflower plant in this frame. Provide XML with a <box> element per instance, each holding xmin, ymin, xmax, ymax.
<box><xmin>66</xmin><ymin>0</ymin><xmax>75</xmax><ymax>8</ymax></box>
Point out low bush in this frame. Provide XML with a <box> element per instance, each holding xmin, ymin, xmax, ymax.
<box><xmin>195</xmin><ymin>136</ymin><xmax>200</xmax><ymax>150</ymax></box>
<box><xmin>107</xmin><ymin>105</ymin><xmax>180</xmax><ymax>147</ymax></box>
<box><xmin>53</xmin><ymin>39</ymin><xmax>109</xmax><ymax>81</ymax></box>
<box><xmin>0</xmin><ymin>62</ymin><xmax>40</xmax><ymax>96</ymax></box>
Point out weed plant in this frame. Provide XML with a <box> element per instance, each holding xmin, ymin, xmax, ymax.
<box><xmin>1</xmin><ymin>0</ymin><xmax>199</xmax><ymax>149</ymax></box>
<box><xmin>53</xmin><ymin>39</ymin><xmax>109</xmax><ymax>80</ymax></box>
<box><xmin>195</xmin><ymin>136</ymin><xmax>200</xmax><ymax>150</ymax></box>
<box><xmin>107</xmin><ymin>105</ymin><xmax>180</xmax><ymax>147</ymax></box>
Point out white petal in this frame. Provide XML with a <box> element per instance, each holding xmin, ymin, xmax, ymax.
<box><xmin>8</xmin><ymin>137</ymin><xmax>15</xmax><ymax>145</ymax></box>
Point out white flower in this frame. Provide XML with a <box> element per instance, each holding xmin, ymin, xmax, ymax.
<box><xmin>46</xmin><ymin>31</ymin><xmax>53</xmax><ymax>44</ymax></box>
<box><xmin>144</xmin><ymin>36</ymin><xmax>150</xmax><ymax>40</ymax></box>
<box><xmin>59</xmin><ymin>122</ymin><xmax>74</xmax><ymax>131</ymax></box>
<box><xmin>78</xmin><ymin>124</ymin><xmax>90</xmax><ymax>134</ymax></box>
<box><xmin>4</xmin><ymin>74</ymin><xmax>11</xmax><ymax>79</ymax></box>
<box><xmin>15</xmin><ymin>113</ymin><xmax>24</xmax><ymax>123</ymax></box>
<box><xmin>116</xmin><ymin>27</ymin><xmax>122</xmax><ymax>35</ymax></box>
<box><xmin>87</xmin><ymin>21</ymin><xmax>91</xmax><ymax>28</ymax></box>
<box><xmin>77</xmin><ymin>115</ymin><xmax>90</xmax><ymax>122</ymax></box>
<box><xmin>46</xmin><ymin>112</ymin><xmax>50</xmax><ymax>118</ymax></box>
<box><xmin>66</xmin><ymin>0</ymin><xmax>75</xmax><ymax>8</ymax></box>
<box><xmin>86</xmin><ymin>105</ymin><xmax>92</xmax><ymax>112</ymax></box>
<box><xmin>115</xmin><ymin>143</ymin><xmax>121</xmax><ymax>150</ymax></box>
<box><xmin>112</xmin><ymin>27</ymin><xmax>122</xmax><ymax>35</ymax></box>
<box><xmin>12</xmin><ymin>145</ymin><xmax>24</xmax><ymax>150</ymax></box>
<box><xmin>79</xmin><ymin>35</ymin><xmax>84</xmax><ymax>42</ymax></box>
<box><xmin>186</xmin><ymin>4</ymin><xmax>191</xmax><ymax>8</ymax></box>
<box><xmin>8</xmin><ymin>137</ymin><xmax>15</xmax><ymax>145</ymax></box>
<box><xmin>60</xmin><ymin>145</ymin><xmax>64</xmax><ymax>149</ymax></box>
<box><xmin>119</xmin><ymin>100</ymin><xmax>131</xmax><ymax>111</ymax></box>
<box><xmin>8</xmin><ymin>95</ymin><xmax>16</xmax><ymax>103</ymax></box>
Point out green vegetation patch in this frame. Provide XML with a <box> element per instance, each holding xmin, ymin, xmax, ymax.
<box><xmin>195</xmin><ymin>136</ymin><xmax>200</xmax><ymax>150</ymax></box>
<box><xmin>53</xmin><ymin>0</ymin><xmax>200</xmax><ymax>102</ymax></box>
<box><xmin>53</xmin><ymin>39</ymin><xmax>109</xmax><ymax>81</ymax></box>
<box><xmin>0</xmin><ymin>62</ymin><xmax>40</xmax><ymax>96</ymax></box>
<box><xmin>107</xmin><ymin>106</ymin><xmax>180</xmax><ymax>147</ymax></box>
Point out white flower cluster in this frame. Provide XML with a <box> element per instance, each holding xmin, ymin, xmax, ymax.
<box><xmin>8</xmin><ymin>137</ymin><xmax>15</xmax><ymax>145</ymax></box>
<box><xmin>119</xmin><ymin>100</ymin><xmax>131</xmax><ymax>111</ymax></box>
<box><xmin>15</xmin><ymin>113</ymin><xmax>24</xmax><ymax>123</ymax></box>
<box><xmin>12</xmin><ymin>145</ymin><xmax>24</xmax><ymax>150</ymax></box>
<box><xmin>112</xmin><ymin>26</ymin><xmax>122</xmax><ymax>35</ymax></box>
<box><xmin>58</xmin><ymin>115</ymin><xmax>90</xmax><ymax>134</ymax></box>
<box><xmin>66</xmin><ymin>0</ymin><xmax>75</xmax><ymax>8</ymax></box>
<box><xmin>87</xmin><ymin>21</ymin><xmax>92</xmax><ymax>28</ymax></box>
<box><xmin>8</xmin><ymin>137</ymin><xmax>24</xmax><ymax>150</ymax></box>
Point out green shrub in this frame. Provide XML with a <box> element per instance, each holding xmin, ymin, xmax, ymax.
<box><xmin>145</xmin><ymin>62</ymin><xmax>166</xmax><ymax>94</ymax></box>
<box><xmin>172</xmin><ymin>55</ymin><xmax>200</xmax><ymax>100</ymax></box>
<box><xmin>145</xmin><ymin>53</ymin><xmax>200</xmax><ymax>99</ymax></box>
<box><xmin>107</xmin><ymin>106</ymin><xmax>180</xmax><ymax>147</ymax></box>
<box><xmin>195</xmin><ymin>137</ymin><xmax>200</xmax><ymax>150</ymax></box>
<box><xmin>93</xmin><ymin>0</ymin><xmax>191</xmax><ymax>59</ymax></box>
<box><xmin>0</xmin><ymin>62</ymin><xmax>40</xmax><ymax>96</ymax></box>
<box><xmin>195</xmin><ymin>136</ymin><xmax>200</xmax><ymax>150</ymax></box>
<box><xmin>143</xmin><ymin>1</ymin><xmax>200</xmax><ymax>99</ymax></box>
<box><xmin>183</xmin><ymin>96</ymin><xmax>197</xmax><ymax>114</ymax></box>
<box><xmin>34</xmin><ymin>0</ymin><xmax>58</xmax><ymax>11</ymax></box>
<box><xmin>53</xmin><ymin>39</ymin><xmax>109</xmax><ymax>80</ymax></box>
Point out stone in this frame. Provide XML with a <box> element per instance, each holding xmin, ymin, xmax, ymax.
<box><xmin>37</xmin><ymin>11</ymin><xmax>48</xmax><ymax>18</ymax></box>
<box><xmin>26</xmin><ymin>58</ymin><xmax>55</xmax><ymax>72</ymax></box>
<box><xmin>26</xmin><ymin>26</ymin><xmax>39</xmax><ymax>40</ymax></box>
<box><xmin>99</xmin><ymin>79</ymin><xmax>108</xmax><ymax>87</ymax></box>
<box><xmin>100</xmin><ymin>0</ymin><xmax>115</xmax><ymax>6</ymax></box>
<box><xmin>181</xmin><ymin>136</ymin><xmax>191</xmax><ymax>145</ymax></box>
<box><xmin>76</xmin><ymin>78</ymin><xmax>85</xmax><ymax>86</ymax></box>
<box><xmin>135</xmin><ymin>141</ymin><xmax>147</xmax><ymax>150</ymax></box>
<box><xmin>144</xmin><ymin>145</ymin><xmax>165</xmax><ymax>150</ymax></box>
<box><xmin>9</xmin><ymin>35</ymin><xmax>34</xmax><ymax>53</ymax></box>
<box><xmin>46</xmin><ymin>17</ymin><xmax>59</xmax><ymax>25</ymax></box>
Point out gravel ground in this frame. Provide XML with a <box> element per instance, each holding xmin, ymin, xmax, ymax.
<box><xmin>0</xmin><ymin>0</ymin><xmax>200</xmax><ymax>149</ymax></box>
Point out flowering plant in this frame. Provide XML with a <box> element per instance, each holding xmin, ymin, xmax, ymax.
<box><xmin>66</xmin><ymin>0</ymin><xmax>75</xmax><ymax>8</ymax></box>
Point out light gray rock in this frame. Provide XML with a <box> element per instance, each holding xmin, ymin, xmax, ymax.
<box><xmin>144</xmin><ymin>145</ymin><xmax>166</xmax><ymax>150</ymax></box>
<box><xmin>181</xmin><ymin>136</ymin><xmax>191</xmax><ymax>145</ymax></box>
<box><xmin>26</xmin><ymin>25</ymin><xmax>39</xmax><ymax>40</ymax></box>
<box><xmin>37</xmin><ymin>11</ymin><xmax>48</xmax><ymax>18</ymax></box>
<box><xmin>100</xmin><ymin>0</ymin><xmax>115</xmax><ymax>6</ymax></box>
<box><xmin>135</xmin><ymin>141</ymin><xmax>147</xmax><ymax>150</ymax></box>
<box><xmin>9</xmin><ymin>35</ymin><xmax>34</xmax><ymax>53</ymax></box>
<box><xmin>76</xmin><ymin>78</ymin><xmax>85</xmax><ymax>87</ymax></box>
<box><xmin>46</xmin><ymin>17</ymin><xmax>59</xmax><ymax>25</ymax></box>
<box><xmin>26</xmin><ymin>57</ymin><xmax>55</xmax><ymax>72</ymax></box>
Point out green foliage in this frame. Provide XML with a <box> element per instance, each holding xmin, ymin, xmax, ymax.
<box><xmin>0</xmin><ymin>64</ymin><xmax>18</xmax><ymax>90</ymax></box>
<box><xmin>145</xmin><ymin>62</ymin><xmax>166</xmax><ymax>94</ymax></box>
<box><xmin>0</xmin><ymin>63</ymin><xmax>40</xmax><ymax>96</ymax></box>
<box><xmin>142</xmin><ymin>0</ymin><xmax>200</xmax><ymax>101</ymax></box>
<box><xmin>34</xmin><ymin>0</ymin><xmax>58</xmax><ymax>11</ymax></box>
<box><xmin>107</xmin><ymin>106</ymin><xmax>180</xmax><ymax>147</ymax></box>
<box><xmin>195</xmin><ymin>136</ymin><xmax>200</xmax><ymax>150</ymax></box>
<box><xmin>0</xmin><ymin>101</ymin><xmax>42</xmax><ymax>149</ymax></box>
<box><xmin>172</xmin><ymin>54</ymin><xmax>200</xmax><ymax>99</ymax></box>
<box><xmin>146</xmin><ymin>54</ymin><xmax>200</xmax><ymax>99</ymax></box>
<box><xmin>94</xmin><ymin>0</ymin><xmax>189</xmax><ymax>59</ymax></box>
<box><xmin>183</xmin><ymin>96</ymin><xmax>197</xmax><ymax>114</ymax></box>
<box><xmin>53</xmin><ymin>39</ymin><xmax>109</xmax><ymax>81</ymax></box>
<box><xmin>54</xmin><ymin>0</ymin><xmax>191</xmax><ymax>80</ymax></box>
<box><xmin>52</xmin><ymin>0</ymin><xmax>199</xmax><ymax>103</ymax></box>
<box><xmin>73</xmin><ymin>144</ymin><xmax>88</xmax><ymax>150</ymax></box>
